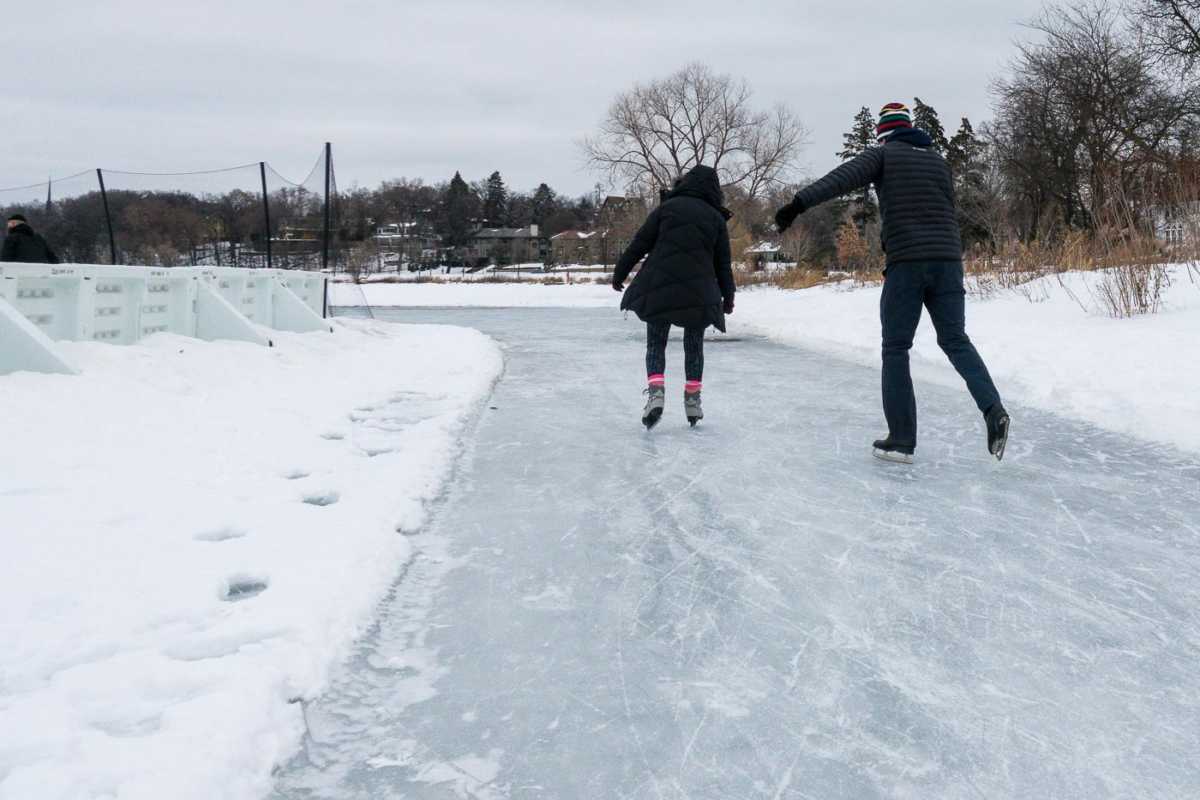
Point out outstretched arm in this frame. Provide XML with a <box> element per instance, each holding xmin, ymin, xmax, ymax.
<box><xmin>613</xmin><ymin>208</ymin><xmax>661</xmax><ymax>286</ymax></box>
<box><xmin>776</xmin><ymin>148</ymin><xmax>885</xmax><ymax>231</ymax></box>
<box><xmin>795</xmin><ymin>147</ymin><xmax>884</xmax><ymax>210</ymax></box>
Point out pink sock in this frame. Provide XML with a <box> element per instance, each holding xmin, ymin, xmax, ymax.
<box><xmin>647</xmin><ymin>374</ymin><xmax>665</xmax><ymax>386</ymax></box>
<box><xmin>685</xmin><ymin>380</ymin><xmax>702</xmax><ymax>394</ymax></box>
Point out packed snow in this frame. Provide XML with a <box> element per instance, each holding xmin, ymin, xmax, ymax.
<box><xmin>340</xmin><ymin>266</ymin><xmax>1200</xmax><ymax>453</ymax></box>
<box><xmin>0</xmin><ymin>321</ymin><xmax>502</xmax><ymax>799</ymax></box>
<box><xmin>728</xmin><ymin>267</ymin><xmax>1200</xmax><ymax>454</ymax></box>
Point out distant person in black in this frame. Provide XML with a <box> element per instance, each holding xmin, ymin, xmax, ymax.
<box><xmin>774</xmin><ymin>102</ymin><xmax>1009</xmax><ymax>464</ymax></box>
<box><xmin>2</xmin><ymin>214</ymin><xmax>60</xmax><ymax>264</ymax></box>
<box><xmin>613</xmin><ymin>165</ymin><xmax>736</xmax><ymax>430</ymax></box>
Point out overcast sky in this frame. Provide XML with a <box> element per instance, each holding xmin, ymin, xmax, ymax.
<box><xmin>5</xmin><ymin>0</ymin><xmax>1049</xmax><ymax>198</ymax></box>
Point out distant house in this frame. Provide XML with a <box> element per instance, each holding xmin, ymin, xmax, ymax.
<box><xmin>595</xmin><ymin>196</ymin><xmax>648</xmax><ymax>265</ymax></box>
<box><xmin>467</xmin><ymin>224</ymin><xmax>547</xmax><ymax>266</ymax></box>
<box><xmin>374</xmin><ymin>221</ymin><xmax>439</xmax><ymax>269</ymax></box>
<box><xmin>744</xmin><ymin>241</ymin><xmax>794</xmax><ymax>271</ymax></box>
<box><xmin>1153</xmin><ymin>203</ymin><xmax>1200</xmax><ymax>249</ymax></box>
<box><xmin>549</xmin><ymin>229</ymin><xmax>598</xmax><ymax>265</ymax></box>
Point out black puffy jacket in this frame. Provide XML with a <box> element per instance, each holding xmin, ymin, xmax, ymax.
<box><xmin>1</xmin><ymin>223</ymin><xmax>60</xmax><ymax>264</ymax></box>
<box><xmin>614</xmin><ymin>166</ymin><xmax>735</xmax><ymax>332</ymax></box>
<box><xmin>793</xmin><ymin>128</ymin><xmax>962</xmax><ymax>265</ymax></box>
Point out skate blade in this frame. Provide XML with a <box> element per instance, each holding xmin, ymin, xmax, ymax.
<box><xmin>990</xmin><ymin>416</ymin><xmax>1010</xmax><ymax>461</ymax></box>
<box><xmin>643</xmin><ymin>408</ymin><xmax>663</xmax><ymax>430</ymax></box>
<box><xmin>873</xmin><ymin>448</ymin><xmax>914</xmax><ymax>465</ymax></box>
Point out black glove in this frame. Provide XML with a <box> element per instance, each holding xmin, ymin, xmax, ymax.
<box><xmin>723</xmin><ymin>296</ymin><xmax>735</xmax><ymax>315</ymax></box>
<box><xmin>774</xmin><ymin>198</ymin><xmax>804</xmax><ymax>233</ymax></box>
<box><xmin>612</xmin><ymin>277</ymin><xmax>624</xmax><ymax>293</ymax></box>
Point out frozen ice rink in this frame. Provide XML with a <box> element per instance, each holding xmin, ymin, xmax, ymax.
<box><xmin>274</xmin><ymin>307</ymin><xmax>1200</xmax><ymax>799</ymax></box>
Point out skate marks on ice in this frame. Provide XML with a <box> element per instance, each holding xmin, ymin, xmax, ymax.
<box><xmin>273</xmin><ymin>308</ymin><xmax>1200</xmax><ymax>799</ymax></box>
<box><xmin>271</xmin><ymin>533</ymin><xmax>508</xmax><ymax>800</ymax></box>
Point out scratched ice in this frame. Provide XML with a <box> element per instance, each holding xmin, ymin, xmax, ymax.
<box><xmin>273</xmin><ymin>307</ymin><xmax>1200</xmax><ymax>799</ymax></box>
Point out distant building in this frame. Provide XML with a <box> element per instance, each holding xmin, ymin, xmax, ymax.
<box><xmin>744</xmin><ymin>241</ymin><xmax>794</xmax><ymax>271</ymax></box>
<box><xmin>1153</xmin><ymin>203</ymin><xmax>1200</xmax><ymax>249</ymax></box>
<box><xmin>374</xmin><ymin>221</ymin><xmax>439</xmax><ymax>269</ymax></box>
<box><xmin>549</xmin><ymin>230</ymin><xmax>599</xmax><ymax>265</ymax></box>
<box><xmin>595</xmin><ymin>196</ymin><xmax>648</xmax><ymax>265</ymax></box>
<box><xmin>467</xmin><ymin>224</ymin><xmax>547</xmax><ymax>266</ymax></box>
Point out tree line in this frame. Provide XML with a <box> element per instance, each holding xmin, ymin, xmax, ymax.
<box><xmin>0</xmin><ymin>170</ymin><xmax>607</xmax><ymax>268</ymax></box>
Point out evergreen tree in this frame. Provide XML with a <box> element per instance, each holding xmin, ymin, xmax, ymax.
<box><xmin>530</xmin><ymin>183</ymin><xmax>558</xmax><ymax>227</ymax></box>
<box><xmin>839</xmin><ymin>107</ymin><xmax>877</xmax><ymax>161</ymax></box>
<box><xmin>912</xmin><ymin>97</ymin><xmax>950</xmax><ymax>155</ymax></box>
<box><xmin>945</xmin><ymin>118</ymin><xmax>992</xmax><ymax>250</ymax></box>
<box><xmin>441</xmin><ymin>171</ymin><xmax>478</xmax><ymax>248</ymax></box>
<box><xmin>838</xmin><ymin>106</ymin><xmax>878</xmax><ymax>230</ymax></box>
<box><xmin>483</xmin><ymin>171</ymin><xmax>509</xmax><ymax>226</ymax></box>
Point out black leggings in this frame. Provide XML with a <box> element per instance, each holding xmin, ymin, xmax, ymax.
<box><xmin>646</xmin><ymin>322</ymin><xmax>705</xmax><ymax>383</ymax></box>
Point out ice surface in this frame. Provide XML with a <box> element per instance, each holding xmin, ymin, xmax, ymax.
<box><xmin>273</xmin><ymin>308</ymin><xmax>1200</xmax><ymax>799</ymax></box>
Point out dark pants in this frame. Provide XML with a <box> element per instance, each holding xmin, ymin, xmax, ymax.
<box><xmin>646</xmin><ymin>322</ymin><xmax>704</xmax><ymax>382</ymax></box>
<box><xmin>880</xmin><ymin>261</ymin><xmax>1001</xmax><ymax>447</ymax></box>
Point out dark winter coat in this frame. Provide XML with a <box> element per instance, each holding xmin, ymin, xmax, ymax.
<box><xmin>1</xmin><ymin>223</ymin><xmax>60</xmax><ymax>264</ymax></box>
<box><xmin>614</xmin><ymin>166</ymin><xmax>735</xmax><ymax>332</ymax></box>
<box><xmin>793</xmin><ymin>128</ymin><xmax>962</xmax><ymax>266</ymax></box>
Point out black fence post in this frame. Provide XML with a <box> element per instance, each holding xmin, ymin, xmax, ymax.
<box><xmin>96</xmin><ymin>168</ymin><xmax>118</xmax><ymax>265</ymax></box>
<box><xmin>322</xmin><ymin>142</ymin><xmax>332</xmax><ymax>273</ymax></box>
<box><xmin>259</xmin><ymin>161</ymin><xmax>273</xmax><ymax>269</ymax></box>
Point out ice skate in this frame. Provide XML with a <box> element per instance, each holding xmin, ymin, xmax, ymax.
<box><xmin>642</xmin><ymin>384</ymin><xmax>665</xmax><ymax>429</ymax></box>
<box><xmin>986</xmin><ymin>404</ymin><xmax>1010</xmax><ymax>461</ymax></box>
<box><xmin>684</xmin><ymin>390</ymin><xmax>703</xmax><ymax>427</ymax></box>
<box><xmin>872</xmin><ymin>437</ymin><xmax>914</xmax><ymax>464</ymax></box>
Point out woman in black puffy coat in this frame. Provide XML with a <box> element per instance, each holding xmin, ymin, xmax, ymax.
<box><xmin>612</xmin><ymin>165</ymin><xmax>736</xmax><ymax>429</ymax></box>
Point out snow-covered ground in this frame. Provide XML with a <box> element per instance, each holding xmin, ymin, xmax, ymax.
<box><xmin>340</xmin><ymin>266</ymin><xmax>1200</xmax><ymax>454</ymax></box>
<box><xmin>0</xmin><ymin>321</ymin><xmax>502</xmax><ymax>799</ymax></box>
<box><xmin>729</xmin><ymin>268</ymin><xmax>1200</xmax><ymax>455</ymax></box>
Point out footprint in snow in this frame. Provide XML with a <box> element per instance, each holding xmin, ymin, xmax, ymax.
<box><xmin>194</xmin><ymin>527</ymin><xmax>248</xmax><ymax>543</ymax></box>
<box><xmin>302</xmin><ymin>490</ymin><xmax>340</xmax><ymax>507</ymax></box>
<box><xmin>219</xmin><ymin>574</ymin><xmax>269</xmax><ymax>602</ymax></box>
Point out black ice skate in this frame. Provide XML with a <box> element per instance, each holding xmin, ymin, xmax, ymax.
<box><xmin>986</xmin><ymin>404</ymin><xmax>1010</xmax><ymax>462</ymax></box>
<box><xmin>872</xmin><ymin>437</ymin><xmax>915</xmax><ymax>465</ymax></box>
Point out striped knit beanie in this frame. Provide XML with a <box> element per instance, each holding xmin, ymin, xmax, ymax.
<box><xmin>876</xmin><ymin>102</ymin><xmax>913</xmax><ymax>142</ymax></box>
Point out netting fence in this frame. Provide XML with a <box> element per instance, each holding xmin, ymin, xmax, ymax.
<box><xmin>0</xmin><ymin>144</ymin><xmax>340</xmax><ymax>271</ymax></box>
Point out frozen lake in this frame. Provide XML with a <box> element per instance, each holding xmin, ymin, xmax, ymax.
<box><xmin>273</xmin><ymin>307</ymin><xmax>1200</xmax><ymax>799</ymax></box>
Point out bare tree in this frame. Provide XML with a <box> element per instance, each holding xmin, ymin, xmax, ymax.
<box><xmin>583</xmin><ymin>63</ymin><xmax>808</xmax><ymax>199</ymax></box>
<box><xmin>989</xmin><ymin>1</ymin><xmax>1200</xmax><ymax>236</ymax></box>
<box><xmin>1129</xmin><ymin>0</ymin><xmax>1200</xmax><ymax>73</ymax></box>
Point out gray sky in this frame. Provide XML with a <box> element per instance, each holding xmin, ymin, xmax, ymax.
<box><xmin>5</xmin><ymin>0</ymin><xmax>1048</xmax><ymax>198</ymax></box>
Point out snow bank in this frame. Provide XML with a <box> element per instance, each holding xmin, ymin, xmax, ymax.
<box><xmin>332</xmin><ymin>281</ymin><xmax>614</xmax><ymax>308</ymax></box>
<box><xmin>730</xmin><ymin>267</ymin><xmax>1200</xmax><ymax>454</ymax></box>
<box><xmin>0</xmin><ymin>321</ymin><xmax>502</xmax><ymax>799</ymax></box>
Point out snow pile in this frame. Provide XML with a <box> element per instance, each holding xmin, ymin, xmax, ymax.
<box><xmin>0</xmin><ymin>320</ymin><xmax>502</xmax><ymax>799</ymax></box>
<box><xmin>730</xmin><ymin>267</ymin><xmax>1200</xmax><ymax>454</ymax></box>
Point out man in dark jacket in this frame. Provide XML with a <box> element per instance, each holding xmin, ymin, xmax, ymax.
<box><xmin>613</xmin><ymin>165</ymin><xmax>736</xmax><ymax>429</ymax></box>
<box><xmin>2</xmin><ymin>214</ymin><xmax>60</xmax><ymax>264</ymax></box>
<box><xmin>774</xmin><ymin>102</ymin><xmax>1009</xmax><ymax>463</ymax></box>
